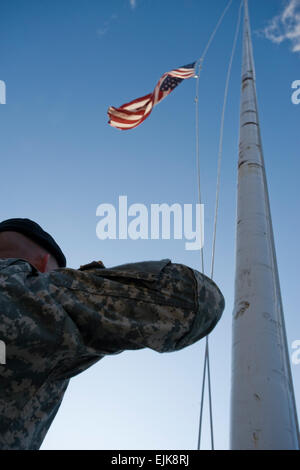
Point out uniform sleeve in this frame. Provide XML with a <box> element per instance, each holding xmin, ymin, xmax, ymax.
<box><xmin>1</xmin><ymin>258</ymin><xmax>225</xmax><ymax>380</ymax></box>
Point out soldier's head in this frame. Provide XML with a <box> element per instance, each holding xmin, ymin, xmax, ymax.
<box><xmin>0</xmin><ymin>218</ymin><xmax>66</xmax><ymax>273</ymax></box>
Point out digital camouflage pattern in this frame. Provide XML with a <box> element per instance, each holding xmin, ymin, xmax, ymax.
<box><xmin>0</xmin><ymin>257</ymin><xmax>224</xmax><ymax>450</ymax></box>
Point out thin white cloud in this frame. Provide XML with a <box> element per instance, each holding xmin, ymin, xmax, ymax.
<box><xmin>97</xmin><ymin>24</ymin><xmax>109</xmax><ymax>36</ymax></box>
<box><xmin>263</xmin><ymin>0</ymin><xmax>300</xmax><ymax>53</ymax></box>
<box><xmin>130</xmin><ymin>0</ymin><xmax>137</xmax><ymax>9</ymax></box>
<box><xmin>96</xmin><ymin>14</ymin><xmax>118</xmax><ymax>37</ymax></box>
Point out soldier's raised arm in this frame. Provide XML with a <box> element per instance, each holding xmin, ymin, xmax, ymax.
<box><xmin>2</xmin><ymin>258</ymin><xmax>224</xmax><ymax>380</ymax></box>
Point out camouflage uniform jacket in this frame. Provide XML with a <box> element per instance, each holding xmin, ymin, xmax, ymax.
<box><xmin>0</xmin><ymin>257</ymin><xmax>224</xmax><ymax>450</ymax></box>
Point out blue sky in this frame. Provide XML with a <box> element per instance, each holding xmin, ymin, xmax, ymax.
<box><xmin>0</xmin><ymin>0</ymin><xmax>299</xmax><ymax>450</ymax></box>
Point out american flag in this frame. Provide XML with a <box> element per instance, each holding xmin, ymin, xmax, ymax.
<box><xmin>107</xmin><ymin>62</ymin><xmax>196</xmax><ymax>130</ymax></box>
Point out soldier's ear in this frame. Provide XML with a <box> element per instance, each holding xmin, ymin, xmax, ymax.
<box><xmin>39</xmin><ymin>254</ymin><xmax>50</xmax><ymax>273</ymax></box>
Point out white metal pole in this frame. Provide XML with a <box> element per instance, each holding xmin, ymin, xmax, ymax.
<box><xmin>230</xmin><ymin>0</ymin><xmax>300</xmax><ymax>450</ymax></box>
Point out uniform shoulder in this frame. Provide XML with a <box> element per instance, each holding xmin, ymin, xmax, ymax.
<box><xmin>78</xmin><ymin>260</ymin><xmax>105</xmax><ymax>271</ymax></box>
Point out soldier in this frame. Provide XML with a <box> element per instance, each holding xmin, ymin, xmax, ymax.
<box><xmin>0</xmin><ymin>218</ymin><xmax>225</xmax><ymax>450</ymax></box>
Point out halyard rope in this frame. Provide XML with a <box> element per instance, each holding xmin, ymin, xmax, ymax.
<box><xmin>195</xmin><ymin>0</ymin><xmax>243</xmax><ymax>450</ymax></box>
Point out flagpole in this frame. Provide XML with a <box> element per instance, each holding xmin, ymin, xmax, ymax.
<box><xmin>230</xmin><ymin>0</ymin><xmax>300</xmax><ymax>450</ymax></box>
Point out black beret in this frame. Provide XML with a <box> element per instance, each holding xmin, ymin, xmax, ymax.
<box><xmin>0</xmin><ymin>218</ymin><xmax>66</xmax><ymax>267</ymax></box>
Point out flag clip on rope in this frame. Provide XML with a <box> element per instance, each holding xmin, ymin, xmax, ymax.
<box><xmin>107</xmin><ymin>62</ymin><xmax>196</xmax><ymax>130</ymax></box>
